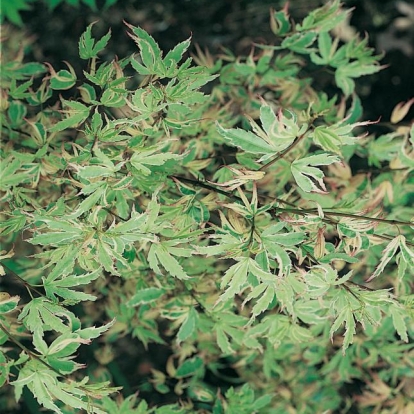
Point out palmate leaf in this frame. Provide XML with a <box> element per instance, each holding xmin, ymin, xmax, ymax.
<box><xmin>12</xmin><ymin>359</ymin><xmax>109</xmax><ymax>414</ymax></box>
<box><xmin>311</xmin><ymin>118</ymin><xmax>377</xmax><ymax>155</ymax></box>
<box><xmin>126</xmin><ymin>22</ymin><xmax>197</xmax><ymax>79</ymax></box>
<box><xmin>330</xmin><ymin>307</ymin><xmax>356</xmax><ymax>354</ymax></box>
<box><xmin>176</xmin><ymin>307</ymin><xmax>198</xmax><ymax>344</ymax></box>
<box><xmin>0</xmin><ymin>209</ymin><xmax>27</xmax><ymax>235</ymax></box>
<box><xmin>219</xmin><ymin>257</ymin><xmax>276</xmax><ymax>303</ymax></box>
<box><xmin>126</xmin><ymin>22</ymin><xmax>165</xmax><ymax>76</ymax></box>
<box><xmin>291</xmin><ymin>153</ymin><xmax>340</xmax><ymax>193</ymax></box>
<box><xmin>129</xmin><ymin>145</ymin><xmax>182</xmax><ymax>176</ymax></box>
<box><xmin>216</xmin><ymin>103</ymin><xmax>306</xmax><ymax>162</ymax></box>
<box><xmin>214</xmin><ymin>311</ymin><xmax>247</xmax><ymax>354</ymax></box>
<box><xmin>49</xmin><ymin>99</ymin><xmax>91</xmax><ymax>132</ymax></box>
<box><xmin>32</xmin><ymin>331</ymin><xmax>86</xmax><ymax>374</ymax></box>
<box><xmin>43</xmin><ymin>268</ymin><xmax>102</xmax><ymax>304</ymax></box>
<box><xmin>0</xmin><ymin>155</ymin><xmax>37</xmax><ymax>190</ymax></box>
<box><xmin>335</xmin><ymin>61</ymin><xmax>382</xmax><ymax>96</ymax></box>
<box><xmin>147</xmin><ymin>241</ymin><xmax>192</xmax><ymax>280</ymax></box>
<box><xmin>260</xmin><ymin>223</ymin><xmax>305</xmax><ymax>276</ymax></box>
<box><xmin>78</xmin><ymin>22</ymin><xmax>111</xmax><ymax>60</ymax></box>
<box><xmin>18</xmin><ymin>297</ymin><xmax>79</xmax><ymax>336</ymax></box>
<box><xmin>295</xmin><ymin>0</ymin><xmax>347</xmax><ymax>32</ymax></box>
<box><xmin>0</xmin><ymin>0</ymin><xmax>32</xmax><ymax>26</ymax></box>
<box><xmin>219</xmin><ymin>257</ymin><xmax>250</xmax><ymax>302</ymax></box>
<box><xmin>216</xmin><ymin>123</ymin><xmax>274</xmax><ymax>154</ymax></box>
<box><xmin>31</xmin><ymin>320</ymin><xmax>115</xmax><ymax>375</ymax></box>
<box><xmin>366</xmin><ymin>235</ymin><xmax>403</xmax><ymax>282</ymax></box>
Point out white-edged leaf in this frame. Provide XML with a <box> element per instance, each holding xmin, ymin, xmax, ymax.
<box><xmin>291</xmin><ymin>153</ymin><xmax>340</xmax><ymax>193</ymax></box>
<box><xmin>366</xmin><ymin>235</ymin><xmax>401</xmax><ymax>282</ymax></box>
<box><xmin>216</xmin><ymin>123</ymin><xmax>274</xmax><ymax>154</ymax></box>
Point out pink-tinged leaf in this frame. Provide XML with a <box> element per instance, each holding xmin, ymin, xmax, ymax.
<box><xmin>366</xmin><ymin>235</ymin><xmax>401</xmax><ymax>282</ymax></box>
<box><xmin>390</xmin><ymin>98</ymin><xmax>414</xmax><ymax>124</ymax></box>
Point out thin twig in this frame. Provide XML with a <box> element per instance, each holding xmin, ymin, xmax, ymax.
<box><xmin>2</xmin><ymin>262</ymin><xmax>45</xmax><ymax>298</ymax></box>
<box><xmin>0</xmin><ymin>322</ymin><xmax>62</xmax><ymax>376</ymax></box>
<box><xmin>259</xmin><ymin>131</ymin><xmax>307</xmax><ymax>171</ymax></box>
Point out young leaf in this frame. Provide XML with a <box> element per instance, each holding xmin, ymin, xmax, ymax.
<box><xmin>79</xmin><ymin>22</ymin><xmax>111</xmax><ymax>59</ymax></box>
<box><xmin>126</xmin><ymin>22</ymin><xmax>165</xmax><ymax>76</ymax></box>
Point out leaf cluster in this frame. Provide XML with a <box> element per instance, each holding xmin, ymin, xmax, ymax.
<box><xmin>1</xmin><ymin>1</ymin><xmax>414</xmax><ymax>413</ymax></box>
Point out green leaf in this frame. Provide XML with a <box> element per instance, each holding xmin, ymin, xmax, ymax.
<box><xmin>366</xmin><ymin>235</ymin><xmax>401</xmax><ymax>282</ymax></box>
<box><xmin>291</xmin><ymin>153</ymin><xmax>340</xmax><ymax>193</ymax></box>
<box><xmin>219</xmin><ymin>258</ymin><xmax>250</xmax><ymax>302</ymax></box>
<box><xmin>49</xmin><ymin>68</ymin><xmax>77</xmax><ymax>90</ymax></box>
<box><xmin>217</xmin><ymin>104</ymin><xmax>303</xmax><ymax>162</ymax></box>
<box><xmin>43</xmin><ymin>268</ymin><xmax>101</xmax><ymax>304</ymax></box>
<box><xmin>0</xmin><ymin>0</ymin><xmax>32</xmax><ymax>26</ymax></box>
<box><xmin>126</xmin><ymin>23</ymin><xmax>165</xmax><ymax>76</ymax></box>
<box><xmin>164</xmin><ymin>36</ymin><xmax>192</xmax><ymax>68</ymax></box>
<box><xmin>250</xmin><ymin>285</ymin><xmax>276</xmax><ymax>319</ymax></box>
<box><xmin>29</xmin><ymin>218</ymin><xmax>84</xmax><ymax>247</ymax></box>
<box><xmin>215</xmin><ymin>326</ymin><xmax>234</xmax><ymax>354</ymax></box>
<box><xmin>12</xmin><ymin>360</ymin><xmax>108</xmax><ymax>414</ymax></box>
<box><xmin>70</xmin><ymin>185</ymin><xmax>106</xmax><ymax>218</ymax></box>
<box><xmin>18</xmin><ymin>297</ymin><xmax>76</xmax><ymax>336</ymax></box>
<box><xmin>296</xmin><ymin>0</ymin><xmax>348</xmax><ymax>32</ymax></box>
<box><xmin>129</xmin><ymin>145</ymin><xmax>181</xmax><ymax>176</ymax></box>
<box><xmin>312</xmin><ymin>126</ymin><xmax>345</xmax><ymax>155</ymax></box>
<box><xmin>0</xmin><ymin>294</ymin><xmax>20</xmax><ymax>314</ymax></box>
<box><xmin>7</xmin><ymin>101</ymin><xmax>27</xmax><ymax>127</ymax></box>
<box><xmin>49</xmin><ymin>99</ymin><xmax>91</xmax><ymax>132</ymax></box>
<box><xmin>270</xmin><ymin>6</ymin><xmax>291</xmax><ymax>36</ymax></box>
<box><xmin>389</xmin><ymin>306</ymin><xmax>409</xmax><ymax>342</ymax></box>
<box><xmin>0</xmin><ymin>210</ymin><xmax>27</xmax><ymax>235</ymax></box>
<box><xmin>216</xmin><ymin>123</ymin><xmax>274</xmax><ymax>155</ymax></box>
<box><xmin>175</xmin><ymin>356</ymin><xmax>203</xmax><ymax>378</ymax></box>
<box><xmin>79</xmin><ymin>22</ymin><xmax>111</xmax><ymax>59</ymax></box>
<box><xmin>127</xmin><ymin>288</ymin><xmax>166</xmax><ymax>307</ymax></box>
<box><xmin>261</xmin><ymin>223</ymin><xmax>305</xmax><ymax>246</ymax></box>
<box><xmin>147</xmin><ymin>243</ymin><xmax>190</xmax><ymax>280</ymax></box>
<box><xmin>0</xmin><ymin>351</ymin><xmax>9</xmax><ymax>387</ymax></box>
<box><xmin>281</xmin><ymin>32</ymin><xmax>317</xmax><ymax>54</ymax></box>
<box><xmin>330</xmin><ymin>307</ymin><xmax>356</xmax><ymax>354</ymax></box>
<box><xmin>177</xmin><ymin>307</ymin><xmax>198</xmax><ymax>344</ymax></box>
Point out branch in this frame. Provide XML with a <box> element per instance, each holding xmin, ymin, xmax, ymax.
<box><xmin>0</xmin><ymin>322</ymin><xmax>62</xmax><ymax>376</ymax></box>
<box><xmin>2</xmin><ymin>262</ymin><xmax>45</xmax><ymax>298</ymax></box>
<box><xmin>259</xmin><ymin>130</ymin><xmax>308</xmax><ymax>171</ymax></box>
<box><xmin>168</xmin><ymin>175</ymin><xmax>414</xmax><ymax>247</ymax></box>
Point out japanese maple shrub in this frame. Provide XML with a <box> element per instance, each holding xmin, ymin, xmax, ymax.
<box><xmin>1</xmin><ymin>1</ymin><xmax>413</xmax><ymax>413</ymax></box>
